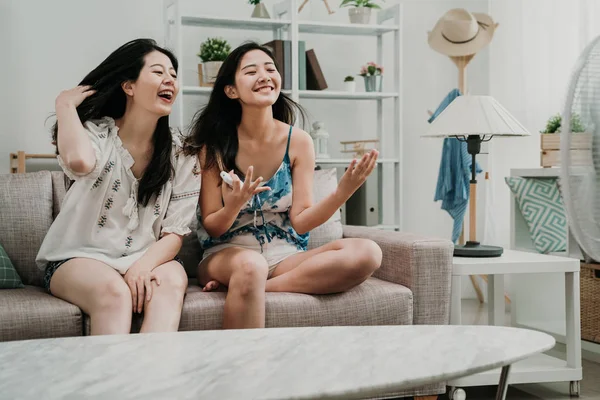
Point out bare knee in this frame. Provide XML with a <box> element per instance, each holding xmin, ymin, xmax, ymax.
<box><xmin>348</xmin><ymin>239</ymin><xmax>382</xmax><ymax>276</ymax></box>
<box><xmin>157</xmin><ymin>264</ymin><xmax>188</xmax><ymax>295</ymax></box>
<box><xmin>229</xmin><ymin>254</ymin><xmax>269</xmax><ymax>297</ymax></box>
<box><xmin>94</xmin><ymin>279</ymin><xmax>131</xmax><ymax>314</ymax></box>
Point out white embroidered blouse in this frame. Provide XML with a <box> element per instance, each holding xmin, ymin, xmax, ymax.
<box><xmin>36</xmin><ymin>116</ymin><xmax>200</xmax><ymax>274</ymax></box>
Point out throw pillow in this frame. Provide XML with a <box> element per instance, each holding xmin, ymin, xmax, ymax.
<box><xmin>308</xmin><ymin>168</ymin><xmax>343</xmax><ymax>249</ymax></box>
<box><xmin>504</xmin><ymin>177</ymin><xmax>567</xmax><ymax>253</ymax></box>
<box><xmin>0</xmin><ymin>243</ymin><xmax>24</xmax><ymax>289</ymax></box>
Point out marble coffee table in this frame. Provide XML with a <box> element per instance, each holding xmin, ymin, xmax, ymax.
<box><xmin>0</xmin><ymin>325</ymin><xmax>554</xmax><ymax>400</ymax></box>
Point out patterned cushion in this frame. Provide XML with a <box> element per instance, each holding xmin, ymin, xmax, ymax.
<box><xmin>0</xmin><ymin>243</ymin><xmax>24</xmax><ymax>289</ymax></box>
<box><xmin>307</xmin><ymin>168</ymin><xmax>343</xmax><ymax>249</ymax></box>
<box><xmin>505</xmin><ymin>177</ymin><xmax>567</xmax><ymax>253</ymax></box>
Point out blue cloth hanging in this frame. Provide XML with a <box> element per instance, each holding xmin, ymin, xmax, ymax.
<box><xmin>429</xmin><ymin>89</ymin><xmax>482</xmax><ymax>243</ymax></box>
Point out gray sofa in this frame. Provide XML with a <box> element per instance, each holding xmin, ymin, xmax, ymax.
<box><xmin>0</xmin><ymin>170</ymin><xmax>453</xmax><ymax>399</ymax></box>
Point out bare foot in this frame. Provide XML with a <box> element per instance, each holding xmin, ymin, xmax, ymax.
<box><xmin>202</xmin><ymin>280</ymin><xmax>220</xmax><ymax>292</ymax></box>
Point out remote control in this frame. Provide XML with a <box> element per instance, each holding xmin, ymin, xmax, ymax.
<box><xmin>220</xmin><ymin>171</ymin><xmax>234</xmax><ymax>187</ymax></box>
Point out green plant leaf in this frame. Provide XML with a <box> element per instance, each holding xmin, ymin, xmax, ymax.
<box><xmin>339</xmin><ymin>0</ymin><xmax>357</xmax><ymax>8</ymax></box>
<box><xmin>198</xmin><ymin>37</ymin><xmax>231</xmax><ymax>62</ymax></box>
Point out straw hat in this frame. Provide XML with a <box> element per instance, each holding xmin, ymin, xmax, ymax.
<box><xmin>428</xmin><ymin>8</ymin><xmax>496</xmax><ymax>57</ymax></box>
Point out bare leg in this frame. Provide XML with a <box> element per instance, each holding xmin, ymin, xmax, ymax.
<box><xmin>265</xmin><ymin>238</ymin><xmax>382</xmax><ymax>294</ymax></box>
<box><xmin>198</xmin><ymin>247</ymin><xmax>269</xmax><ymax>329</ymax></box>
<box><xmin>49</xmin><ymin>258</ymin><xmax>132</xmax><ymax>335</ymax></box>
<box><xmin>140</xmin><ymin>260</ymin><xmax>188</xmax><ymax>333</ymax></box>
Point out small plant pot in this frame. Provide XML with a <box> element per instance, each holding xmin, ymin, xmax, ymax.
<box><xmin>197</xmin><ymin>64</ymin><xmax>213</xmax><ymax>87</ymax></box>
<box><xmin>540</xmin><ymin>132</ymin><xmax>592</xmax><ymax>167</ymax></box>
<box><xmin>202</xmin><ymin>61</ymin><xmax>223</xmax><ymax>84</ymax></box>
<box><xmin>251</xmin><ymin>3</ymin><xmax>270</xmax><ymax>18</ymax></box>
<box><xmin>344</xmin><ymin>81</ymin><xmax>356</xmax><ymax>92</ymax></box>
<box><xmin>363</xmin><ymin>75</ymin><xmax>382</xmax><ymax>92</ymax></box>
<box><xmin>349</xmin><ymin>7</ymin><xmax>372</xmax><ymax>24</ymax></box>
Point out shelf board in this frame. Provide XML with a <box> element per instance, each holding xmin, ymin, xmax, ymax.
<box><xmin>316</xmin><ymin>158</ymin><xmax>398</xmax><ymax>164</ymax></box>
<box><xmin>181</xmin><ymin>15</ymin><xmax>291</xmax><ymax>31</ymax></box>
<box><xmin>514</xmin><ymin>321</ymin><xmax>566</xmax><ymax>343</ymax></box>
<box><xmin>299</xmin><ymin>90</ymin><xmax>398</xmax><ymax>100</ymax></box>
<box><xmin>448</xmin><ymin>353</ymin><xmax>581</xmax><ymax>387</ymax></box>
<box><xmin>513</xmin><ymin>247</ymin><xmax>567</xmax><ymax>258</ymax></box>
<box><xmin>299</xmin><ymin>20</ymin><xmax>398</xmax><ymax>36</ymax></box>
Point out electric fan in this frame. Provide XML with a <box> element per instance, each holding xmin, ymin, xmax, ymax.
<box><xmin>561</xmin><ymin>35</ymin><xmax>600</xmax><ymax>263</ymax></box>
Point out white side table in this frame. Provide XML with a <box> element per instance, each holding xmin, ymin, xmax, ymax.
<box><xmin>448</xmin><ymin>250</ymin><xmax>582</xmax><ymax>399</ymax></box>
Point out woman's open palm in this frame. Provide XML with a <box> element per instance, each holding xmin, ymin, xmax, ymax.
<box><xmin>221</xmin><ymin>166</ymin><xmax>271</xmax><ymax>210</ymax></box>
<box><xmin>338</xmin><ymin>150</ymin><xmax>379</xmax><ymax>198</ymax></box>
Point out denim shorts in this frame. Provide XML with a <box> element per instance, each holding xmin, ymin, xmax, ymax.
<box><xmin>44</xmin><ymin>256</ymin><xmax>184</xmax><ymax>292</ymax></box>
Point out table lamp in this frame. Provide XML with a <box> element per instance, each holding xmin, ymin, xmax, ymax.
<box><xmin>423</xmin><ymin>95</ymin><xmax>530</xmax><ymax>257</ymax></box>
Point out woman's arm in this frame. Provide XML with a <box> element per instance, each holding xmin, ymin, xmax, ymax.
<box><xmin>55</xmin><ymin>86</ymin><xmax>97</xmax><ymax>174</ymax></box>
<box><xmin>132</xmin><ymin>232</ymin><xmax>183</xmax><ymax>272</ymax></box>
<box><xmin>200</xmin><ymin>166</ymin><xmax>241</xmax><ymax>238</ymax></box>
<box><xmin>289</xmin><ymin>130</ymin><xmax>378</xmax><ymax>235</ymax></box>
<box><xmin>124</xmin><ymin>232</ymin><xmax>183</xmax><ymax>313</ymax></box>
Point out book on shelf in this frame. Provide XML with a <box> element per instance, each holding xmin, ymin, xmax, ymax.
<box><xmin>306</xmin><ymin>48</ymin><xmax>328</xmax><ymax>90</ymax></box>
<box><xmin>263</xmin><ymin>39</ymin><xmax>308</xmax><ymax>91</ymax></box>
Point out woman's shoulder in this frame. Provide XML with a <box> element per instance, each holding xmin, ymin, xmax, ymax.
<box><xmin>83</xmin><ymin>116</ymin><xmax>117</xmax><ymax>137</ymax></box>
<box><xmin>170</xmin><ymin>128</ymin><xmax>199</xmax><ymax>168</ymax></box>
<box><xmin>170</xmin><ymin>128</ymin><xmax>185</xmax><ymax>149</ymax></box>
<box><xmin>288</xmin><ymin>124</ymin><xmax>314</xmax><ymax>150</ymax></box>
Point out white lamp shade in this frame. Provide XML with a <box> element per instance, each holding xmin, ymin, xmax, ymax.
<box><xmin>423</xmin><ymin>95</ymin><xmax>530</xmax><ymax>137</ymax></box>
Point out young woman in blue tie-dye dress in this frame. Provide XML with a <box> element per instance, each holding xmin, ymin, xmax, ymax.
<box><xmin>183</xmin><ymin>42</ymin><xmax>382</xmax><ymax>329</ymax></box>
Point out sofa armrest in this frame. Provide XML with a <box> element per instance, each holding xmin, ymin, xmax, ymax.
<box><xmin>342</xmin><ymin>225</ymin><xmax>453</xmax><ymax>325</ymax></box>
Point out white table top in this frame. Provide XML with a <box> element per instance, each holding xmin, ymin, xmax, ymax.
<box><xmin>0</xmin><ymin>325</ymin><xmax>555</xmax><ymax>400</ymax></box>
<box><xmin>453</xmin><ymin>249</ymin><xmax>580</xmax><ymax>275</ymax></box>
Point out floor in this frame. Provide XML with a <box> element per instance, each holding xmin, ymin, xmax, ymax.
<box><xmin>416</xmin><ymin>300</ymin><xmax>600</xmax><ymax>400</ymax></box>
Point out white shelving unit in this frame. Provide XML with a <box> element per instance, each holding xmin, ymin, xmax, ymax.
<box><xmin>508</xmin><ymin>167</ymin><xmax>600</xmax><ymax>358</ymax></box>
<box><xmin>163</xmin><ymin>0</ymin><xmax>403</xmax><ymax>231</ymax></box>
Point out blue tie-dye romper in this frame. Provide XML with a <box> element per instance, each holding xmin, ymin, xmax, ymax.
<box><xmin>196</xmin><ymin>126</ymin><xmax>309</xmax><ymax>272</ymax></box>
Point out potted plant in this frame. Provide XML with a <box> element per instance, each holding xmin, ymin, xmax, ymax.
<box><xmin>249</xmin><ymin>0</ymin><xmax>270</xmax><ymax>18</ymax></box>
<box><xmin>197</xmin><ymin>37</ymin><xmax>231</xmax><ymax>85</ymax></box>
<box><xmin>540</xmin><ymin>113</ymin><xmax>592</xmax><ymax>167</ymax></box>
<box><xmin>359</xmin><ymin>62</ymin><xmax>383</xmax><ymax>92</ymax></box>
<box><xmin>343</xmin><ymin>75</ymin><xmax>356</xmax><ymax>92</ymax></box>
<box><xmin>339</xmin><ymin>0</ymin><xmax>384</xmax><ymax>24</ymax></box>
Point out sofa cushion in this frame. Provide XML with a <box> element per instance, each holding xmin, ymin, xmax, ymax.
<box><xmin>0</xmin><ymin>243</ymin><xmax>24</xmax><ymax>289</ymax></box>
<box><xmin>0</xmin><ymin>286</ymin><xmax>83</xmax><ymax>341</ymax></box>
<box><xmin>0</xmin><ymin>172</ymin><xmax>53</xmax><ymax>286</ymax></box>
<box><xmin>308</xmin><ymin>167</ymin><xmax>343</xmax><ymax>250</ymax></box>
<box><xmin>177</xmin><ymin>277</ymin><xmax>412</xmax><ymax>331</ymax></box>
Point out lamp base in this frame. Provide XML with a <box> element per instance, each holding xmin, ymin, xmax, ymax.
<box><xmin>453</xmin><ymin>241</ymin><xmax>504</xmax><ymax>258</ymax></box>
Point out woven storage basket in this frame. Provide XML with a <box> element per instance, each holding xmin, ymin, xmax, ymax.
<box><xmin>581</xmin><ymin>262</ymin><xmax>600</xmax><ymax>344</ymax></box>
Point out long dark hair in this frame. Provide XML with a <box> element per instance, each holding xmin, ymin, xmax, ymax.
<box><xmin>51</xmin><ymin>38</ymin><xmax>178</xmax><ymax>207</ymax></box>
<box><xmin>183</xmin><ymin>41</ymin><xmax>307</xmax><ymax>176</ymax></box>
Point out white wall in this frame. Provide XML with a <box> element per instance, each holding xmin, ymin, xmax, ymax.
<box><xmin>0</xmin><ymin>0</ymin><xmax>163</xmax><ymax>172</ymax></box>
